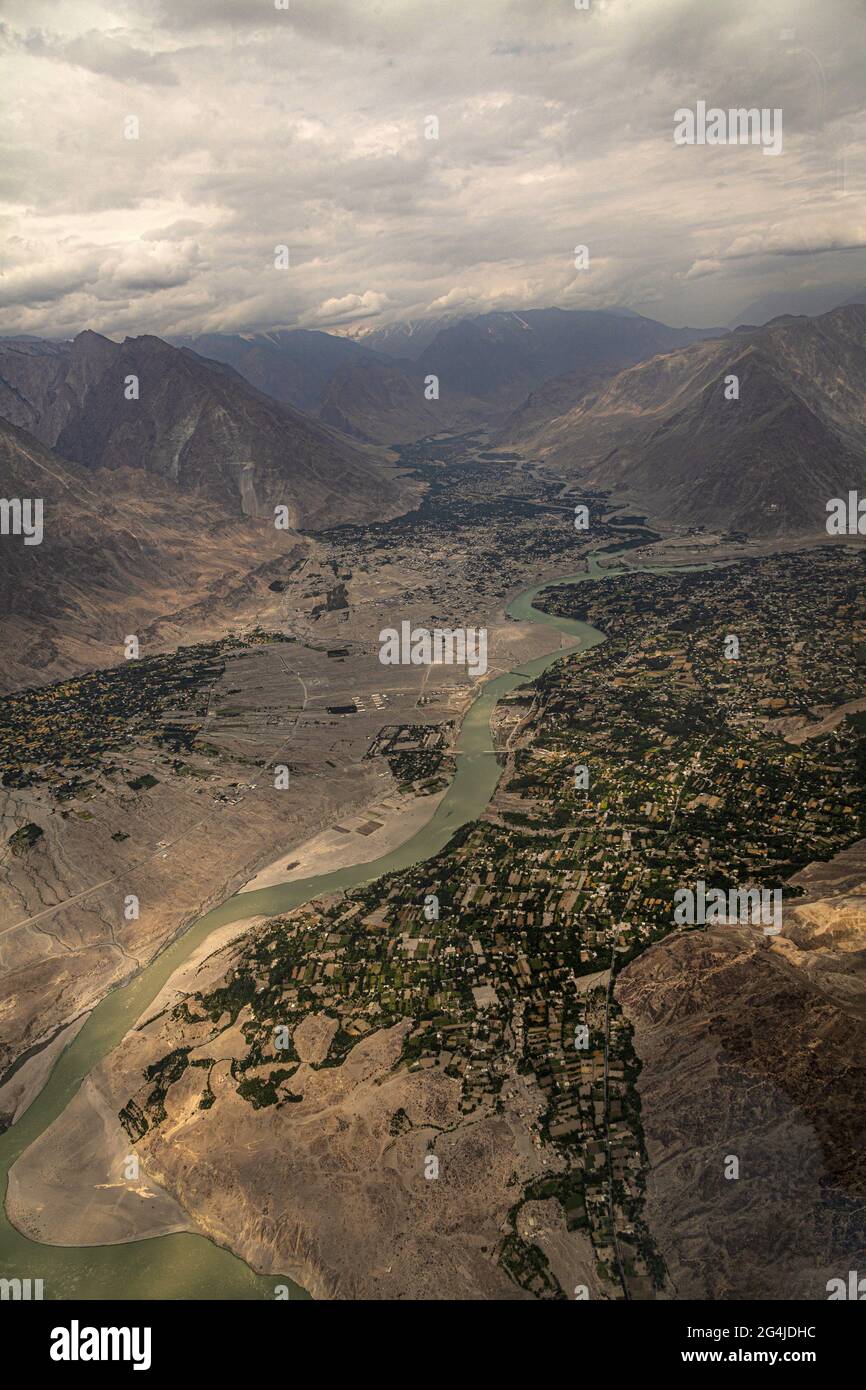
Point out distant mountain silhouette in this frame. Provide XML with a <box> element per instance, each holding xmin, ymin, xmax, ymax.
<box><xmin>415</xmin><ymin>308</ymin><xmax>723</xmax><ymax>419</ymax></box>
<box><xmin>169</xmin><ymin>309</ymin><xmax>722</xmax><ymax>439</ymax></box>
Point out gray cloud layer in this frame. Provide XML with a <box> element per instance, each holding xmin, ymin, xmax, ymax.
<box><xmin>1</xmin><ymin>0</ymin><xmax>864</xmax><ymax>338</ymax></box>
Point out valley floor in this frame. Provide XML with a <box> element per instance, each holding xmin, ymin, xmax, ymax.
<box><xmin>3</xmin><ymin>435</ymin><xmax>865</xmax><ymax>1300</ymax></box>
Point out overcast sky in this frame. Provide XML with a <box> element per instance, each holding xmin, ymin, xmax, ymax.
<box><xmin>1</xmin><ymin>0</ymin><xmax>865</xmax><ymax>339</ymax></box>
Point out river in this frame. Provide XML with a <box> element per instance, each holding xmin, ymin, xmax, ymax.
<box><xmin>0</xmin><ymin>551</ymin><xmax>688</xmax><ymax>1299</ymax></box>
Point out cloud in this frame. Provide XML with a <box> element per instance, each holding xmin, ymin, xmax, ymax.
<box><xmin>0</xmin><ymin>234</ymin><xmax>201</xmax><ymax>311</ymax></box>
<box><xmin>0</xmin><ymin>0</ymin><xmax>864</xmax><ymax>337</ymax></box>
<box><xmin>304</xmin><ymin>291</ymin><xmax>390</xmax><ymax>326</ymax></box>
<box><xmin>723</xmin><ymin>222</ymin><xmax>866</xmax><ymax>259</ymax></box>
<box><xmin>142</xmin><ymin>219</ymin><xmax>207</xmax><ymax>241</ymax></box>
<box><xmin>685</xmin><ymin>258</ymin><xmax>723</xmax><ymax>279</ymax></box>
<box><xmin>2</xmin><ymin>23</ymin><xmax>178</xmax><ymax>85</ymax></box>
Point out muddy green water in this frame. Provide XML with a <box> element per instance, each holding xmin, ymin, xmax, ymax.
<box><xmin>0</xmin><ymin>554</ymin><xmax>689</xmax><ymax>1299</ymax></box>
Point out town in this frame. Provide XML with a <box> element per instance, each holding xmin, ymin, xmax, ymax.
<box><xmin>119</xmin><ymin>543</ymin><xmax>866</xmax><ymax>1299</ymax></box>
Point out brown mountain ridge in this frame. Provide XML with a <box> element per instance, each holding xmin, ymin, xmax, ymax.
<box><xmin>501</xmin><ymin>304</ymin><xmax>866</xmax><ymax>536</ymax></box>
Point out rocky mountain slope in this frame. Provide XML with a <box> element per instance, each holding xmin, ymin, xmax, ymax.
<box><xmin>317</xmin><ymin>357</ymin><xmax>466</xmax><ymax>443</ymax></box>
<box><xmin>502</xmin><ymin>304</ymin><xmax>866</xmax><ymax>535</ymax></box>
<box><xmin>170</xmin><ymin>328</ymin><xmax>384</xmax><ymax>414</ymax></box>
<box><xmin>170</xmin><ymin>308</ymin><xmax>722</xmax><ymax>441</ymax></box>
<box><xmin>172</xmin><ymin>326</ymin><xmax>474</xmax><ymax>443</ymax></box>
<box><xmin>340</xmin><ymin>314</ymin><xmax>464</xmax><ymax>360</ymax></box>
<box><xmin>0</xmin><ymin>331</ymin><xmax>410</xmax><ymax>529</ymax></box>
<box><xmin>413</xmin><ymin>308</ymin><xmax>722</xmax><ymax>418</ymax></box>
<box><xmin>617</xmin><ymin>844</ymin><xmax>866</xmax><ymax>1299</ymax></box>
<box><xmin>0</xmin><ymin>417</ymin><xmax>302</xmax><ymax>690</ymax></box>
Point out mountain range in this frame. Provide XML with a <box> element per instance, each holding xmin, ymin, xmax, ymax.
<box><xmin>501</xmin><ymin>304</ymin><xmax>866</xmax><ymax>535</ymax></box>
<box><xmin>2</xmin><ymin>298</ymin><xmax>866</xmax><ymax>688</ymax></box>
<box><xmin>0</xmin><ymin>330</ymin><xmax>407</xmax><ymax>530</ymax></box>
<box><xmin>0</xmin><ymin>329</ymin><xmax>420</xmax><ymax>687</ymax></box>
<box><xmin>172</xmin><ymin>308</ymin><xmax>720</xmax><ymax>442</ymax></box>
<box><xmin>0</xmin><ymin>412</ymin><xmax>304</xmax><ymax>689</ymax></box>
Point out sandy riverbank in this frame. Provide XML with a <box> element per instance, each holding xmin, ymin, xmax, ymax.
<box><xmin>239</xmin><ymin>785</ymin><xmax>450</xmax><ymax>892</ymax></box>
<box><xmin>5</xmin><ymin>913</ymin><xmax>268</xmax><ymax>1248</ymax></box>
<box><xmin>0</xmin><ymin>1014</ymin><xmax>90</xmax><ymax>1132</ymax></box>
